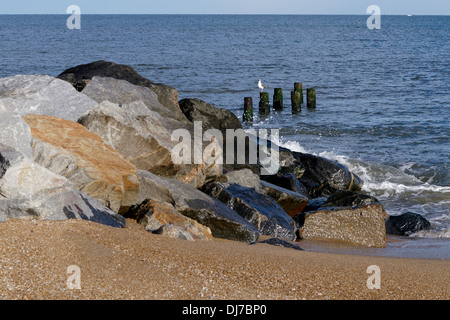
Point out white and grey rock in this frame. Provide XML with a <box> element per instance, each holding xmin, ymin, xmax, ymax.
<box><xmin>0</xmin><ymin>75</ymin><xmax>97</xmax><ymax>157</ymax></box>
<box><xmin>0</xmin><ymin>143</ymin><xmax>125</xmax><ymax>228</ymax></box>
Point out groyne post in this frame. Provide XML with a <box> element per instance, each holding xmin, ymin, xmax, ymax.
<box><xmin>294</xmin><ymin>82</ymin><xmax>303</xmax><ymax>104</ymax></box>
<box><xmin>243</xmin><ymin>97</ymin><xmax>253</xmax><ymax>122</ymax></box>
<box><xmin>273</xmin><ymin>88</ymin><xmax>283</xmax><ymax>110</ymax></box>
<box><xmin>307</xmin><ymin>88</ymin><xmax>316</xmax><ymax>109</ymax></box>
<box><xmin>259</xmin><ymin>92</ymin><xmax>270</xmax><ymax>115</ymax></box>
<box><xmin>291</xmin><ymin>90</ymin><xmax>301</xmax><ymax>113</ymax></box>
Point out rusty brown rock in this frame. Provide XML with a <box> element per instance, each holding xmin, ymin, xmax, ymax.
<box><xmin>23</xmin><ymin>114</ymin><xmax>140</xmax><ymax>214</ymax></box>
<box><xmin>126</xmin><ymin>199</ymin><xmax>213</xmax><ymax>241</ymax></box>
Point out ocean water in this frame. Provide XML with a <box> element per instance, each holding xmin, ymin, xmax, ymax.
<box><xmin>0</xmin><ymin>15</ymin><xmax>449</xmax><ymax>243</ymax></box>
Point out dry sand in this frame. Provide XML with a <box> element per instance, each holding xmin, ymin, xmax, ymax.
<box><xmin>0</xmin><ymin>219</ymin><xmax>448</xmax><ymax>300</ymax></box>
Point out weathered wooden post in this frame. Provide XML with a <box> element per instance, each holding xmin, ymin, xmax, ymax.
<box><xmin>243</xmin><ymin>97</ymin><xmax>253</xmax><ymax>122</ymax></box>
<box><xmin>259</xmin><ymin>92</ymin><xmax>270</xmax><ymax>115</ymax></box>
<box><xmin>273</xmin><ymin>88</ymin><xmax>283</xmax><ymax>110</ymax></box>
<box><xmin>291</xmin><ymin>90</ymin><xmax>301</xmax><ymax>113</ymax></box>
<box><xmin>294</xmin><ymin>82</ymin><xmax>303</xmax><ymax>104</ymax></box>
<box><xmin>307</xmin><ymin>88</ymin><xmax>316</xmax><ymax>109</ymax></box>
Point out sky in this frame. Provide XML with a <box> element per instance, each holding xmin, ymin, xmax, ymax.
<box><xmin>1</xmin><ymin>0</ymin><xmax>449</xmax><ymax>15</ymax></box>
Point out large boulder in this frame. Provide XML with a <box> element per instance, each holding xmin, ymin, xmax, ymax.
<box><xmin>178</xmin><ymin>98</ymin><xmax>242</xmax><ymax>134</ymax></box>
<box><xmin>291</xmin><ymin>152</ymin><xmax>364</xmax><ymax>198</ymax></box>
<box><xmin>126</xmin><ymin>199</ymin><xmax>213</xmax><ymax>241</ymax></box>
<box><xmin>0</xmin><ymin>143</ymin><xmax>125</xmax><ymax>228</ymax></box>
<box><xmin>201</xmin><ymin>181</ymin><xmax>296</xmax><ymax>241</ymax></box>
<box><xmin>23</xmin><ymin>114</ymin><xmax>140</xmax><ymax>214</ymax></box>
<box><xmin>82</xmin><ymin>76</ymin><xmax>189</xmax><ymax>124</ymax></box>
<box><xmin>57</xmin><ymin>60</ymin><xmax>181</xmax><ymax>119</ymax></box>
<box><xmin>137</xmin><ymin>170</ymin><xmax>260</xmax><ymax>243</ymax></box>
<box><xmin>321</xmin><ymin>190</ymin><xmax>384</xmax><ymax>209</ymax></box>
<box><xmin>78</xmin><ymin>101</ymin><xmax>220</xmax><ymax>188</ymax></box>
<box><xmin>178</xmin><ymin>98</ymin><xmax>258</xmax><ymax>173</ymax></box>
<box><xmin>298</xmin><ymin>204</ymin><xmax>386</xmax><ymax>248</ymax></box>
<box><xmin>385</xmin><ymin>212</ymin><xmax>431</xmax><ymax>236</ymax></box>
<box><xmin>0</xmin><ymin>75</ymin><xmax>97</xmax><ymax>157</ymax></box>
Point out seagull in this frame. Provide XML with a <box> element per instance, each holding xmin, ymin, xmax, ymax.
<box><xmin>258</xmin><ymin>79</ymin><xmax>267</xmax><ymax>92</ymax></box>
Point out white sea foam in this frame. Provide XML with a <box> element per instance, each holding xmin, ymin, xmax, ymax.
<box><xmin>277</xmin><ymin>137</ymin><xmax>450</xmax><ymax>238</ymax></box>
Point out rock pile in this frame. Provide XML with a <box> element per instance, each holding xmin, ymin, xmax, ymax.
<box><xmin>0</xmin><ymin>61</ymin><xmax>431</xmax><ymax>247</ymax></box>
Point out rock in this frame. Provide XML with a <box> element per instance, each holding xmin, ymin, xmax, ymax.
<box><xmin>178</xmin><ymin>98</ymin><xmax>242</xmax><ymax>134</ymax></box>
<box><xmin>385</xmin><ymin>212</ymin><xmax>431</xmax><ymax>236</ymax></box>
<box><xmin>178</xmin><ymin>98</ymin><xmax>253</xmax><ymax>173</ymax></box>
<box><xmin>292</xmin><ymin>152</ymin><xmax>364</xmax><ymax>198</ymax></box>
<box><xmin>57</xmin><ymin>60</ymin><xmax>181</xmax><ymax>118</ymax></box>
<box><xmin>220</xmin><ymin>169</ymin><xmax>262</xmax><ymax>190</ymax></box>
<box><xmin>23</xmin><ymin>114</ymin><xmax>140</xmax><ymax>214</ymax></box>
<box><xmin>0</xmin><ymin>143</ymin><xmax>125</xmax><ymax>228</ymax></box>
<box><xmin>201</xmin><ymin>182</ymin><xmax>296</xmax><ymax>241</ymax></box>
<box><xmin>152</xmin><ymin>224</ymin><xmax>195</xmax><ymax>241</ymax></box>
<box><xmin>298</xmin><ymin>204</ymin><xmax>386</xmax><ymax>247</ymax></box>
<box><xmin>261</xmin><ymin>180</ymin><xmax>308</xmax><ymax>218</ymax></box>
<box><xmin>0</xmin><ymin>74</ymin><xmax>97</xmax><ymax>157</ymax></box>
<box><xmin>250</xmin><ymin>238</ymin><xmax>304</xmax><ymax>251</ymax></box>
<box><xmin>260</xmin><ymin>172</ymin><xmax>309</xmax><ymax>198</ymax></box>
<box><xmin>302</xmin><ymin>197</ymin><xmax>328</xmax><ymax>212</ymax></box>
<box><xmin>126</xmin><ymin>199</ymin><xmax>213</xmax><ymax>241</ymax></box>
<box><xmin>137</xmin><ymin>170</ymin><xmax>260</xmax><ymax>243</ymax></box>
<box><xmin>321</xmin><ymin>190</ymin><xmax>383</xmax><ymax>209</ymax></box>
<box><xmin>82</xmin><ymin>76</ymin><xmax>189</xmax><ymax>124</ymax></box>
<box><xmin>78</xmin><ymin>101</ymin><xmax>219</xmax><ymax>188</ymax></box>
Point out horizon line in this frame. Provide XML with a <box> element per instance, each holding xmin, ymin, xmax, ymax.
<box><xmin>0</xmin><ymin>13</ymin><xmax>449</xmax><ymax>16</ymax></box>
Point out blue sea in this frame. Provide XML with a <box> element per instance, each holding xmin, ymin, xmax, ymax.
<box><xmin>0</xmin><ymin>15</ymin><xmax>448</xmax><ymax>255</ymax></box>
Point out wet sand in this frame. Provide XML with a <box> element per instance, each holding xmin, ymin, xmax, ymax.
<box><xmin>0</xmin><ymin>219</ymin><xmax>448</xmax><ymax>300</ymax></box>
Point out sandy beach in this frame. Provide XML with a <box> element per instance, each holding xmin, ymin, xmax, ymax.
<box><xmin>0</xmin><ymin>219</ymin><xmax>448</xmax><ymax>300</ymax></box>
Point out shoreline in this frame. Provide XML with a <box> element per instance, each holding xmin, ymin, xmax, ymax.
<box><xmin>0</xmin><ymin>219</ymin><xmax>448</xmax><ymax>300</ymax></box>
<box><xmin>297</xmin><ymin>235</ymin><xmax>450</xmax><ymax>260</ymax></box>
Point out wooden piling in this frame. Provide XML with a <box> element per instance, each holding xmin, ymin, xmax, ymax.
<box><xmin>291</xmin><ymin>90</ymin><xmax>301</xmax><ymax>113</ymax></box>
<box><xmin>294</xmin><ymin>82</ymin><xmax>303</xmax><ymax>104</ymax></box>
<box><xmin>307</xmin><ymin>88</ymin><xmax>316</xmax><ymax>109</ymax></box>
<box><xmin>243</xmin><ymin>97</ymin><xmax>253</xmax><ymax>122</ymax></box>
<box><xmin>273</xmin><ymin>88</ymin><xmax>283</xmax><ymax>110</ymax></box>
<box><xmin>259</xmin><ymin>92</ymin><xmax>270</xmax><ymax>115</ymax></box>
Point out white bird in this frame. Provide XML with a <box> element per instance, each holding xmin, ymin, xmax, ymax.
<box><xmin>258</xmin><ymin>79</ymin><xmax>267</xmax><ymax>92</ymax></box>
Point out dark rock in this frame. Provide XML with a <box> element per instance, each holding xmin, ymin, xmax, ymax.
<box><xmin>302</xmin><ymin>197</ymin><xmax>328</xmax><ymax>212</ymax></box>
<box><xmin>57</xmin><ymin>60</ymin><xmax>182</xmax><ymax>118</ymax></box>
<box><xmin>292</xmin><ymin>152</ymin><xmax>363</xmax><ymax>198</ymax></box>
<box><xmin>179</xmin><ymin>98</ymin><xmax>251</xmax><ymax>172</ymax></box>
<box><xmin>58</xmin><ymin>60</ymin><xmax>153</xmax><ymax>90</ymax></box>
<box><xmin>250</xmin><ymin>238</ymin><xmax>303</xmax><ymax>251</ymax></box>
<box><xmin>385</xmin><ymin>212</ymin><xmax>431</xmax><ymax>236</ymax></box>
<box><xmin>260</xmin><ymin>172</ymin><xmax>309</xmax><ymax>198</ymax></box>
<box><xmin>179</xmin><ymin>98</ymin><xmax>242</xmax><ymax>133</ymax></box>
<box><xmin>321</xmin><ymin>190</ymin><xmax>382</xmax><ymax>209</ymax></box>
<box><xmin>137</xmin><ymin>170</ymin><xmax>260</xmax><ymax>243</ymax></box>
<box><xmin>201</xmin><ymin>182</ymin><xmax>296</xmax><ymax>241</ymax></box>
<box><xmin>260</xmin><ymin>180</ymin><xmax>308</xmax><ymax>218</ymax></box>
